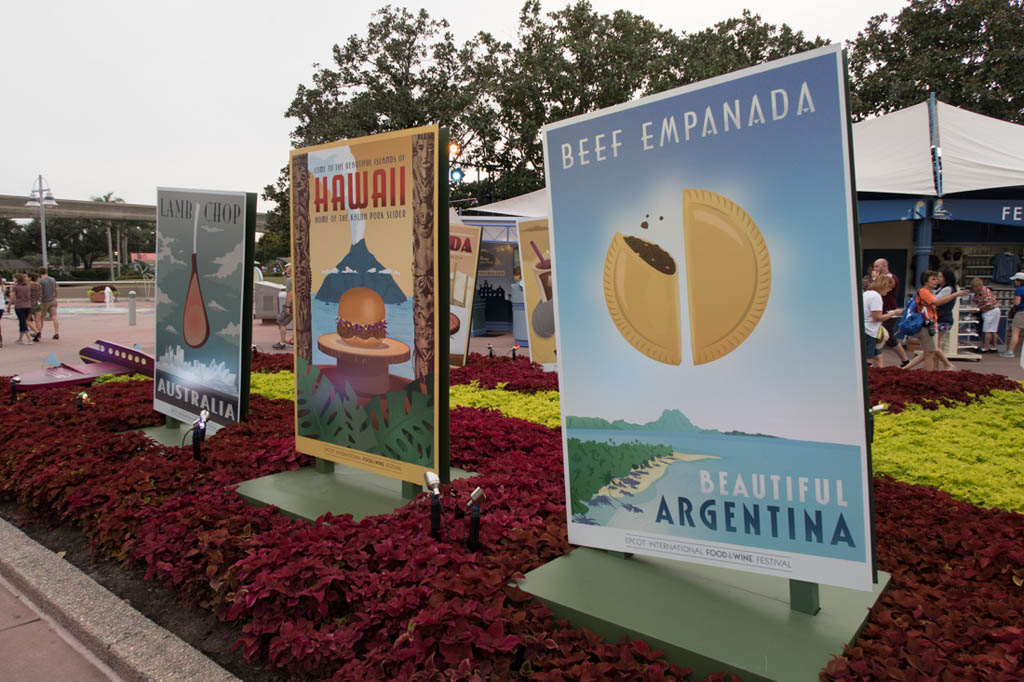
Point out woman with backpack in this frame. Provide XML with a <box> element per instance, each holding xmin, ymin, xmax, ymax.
<box><xmin>902</xmin><ymin>270</ymin><xmax>971</xmax><ymax>371</ymax></box>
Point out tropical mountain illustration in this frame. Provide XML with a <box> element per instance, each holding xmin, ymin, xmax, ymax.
<box><xmin>566</xmin><ymin>409</ymin><xmax>701</xmax><ymax>432</ymax></box>
<box><xmin>315</xmin><ymin>239</ymin><xmax>406</xmax><ymax>304</ymax></box>
<box><xmin>566</xmin><ymin>408</ymin><xmax>778</xmax><ymax>438</ymax></box>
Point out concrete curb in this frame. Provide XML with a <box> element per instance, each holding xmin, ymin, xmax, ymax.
<box><xmin>0</xmin><ymin>517</ymin><xmax>238</xmax><ymax>682</ymax></box>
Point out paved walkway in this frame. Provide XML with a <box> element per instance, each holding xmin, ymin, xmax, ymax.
<box><xmin>0</xmin><ymin>574</ymin><xmax>117</xmax><ymax>682</ymax></box>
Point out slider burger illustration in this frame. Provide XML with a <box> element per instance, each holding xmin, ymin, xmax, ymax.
<box><xmin>336</xmin><ymin>286</ymin><xmax>387</xmax><ymax>348</ymax></box>
<box><xmin>603</xmin><ymin>233</ymin><xmax>682</xmax><ymax>365</ymax></box>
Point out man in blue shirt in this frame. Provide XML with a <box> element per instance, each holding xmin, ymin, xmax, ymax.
<box><xmin>36</xmin><ymin>267</ymin><xmax>60</xmax><ymax>341</ymax></box>
<box><xmin>1000</xmin><ymin>272</ymin><xmax>1024</xmax><ymax>357</ymax></box>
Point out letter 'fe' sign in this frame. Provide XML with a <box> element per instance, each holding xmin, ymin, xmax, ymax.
<box><xmin>544</xmin><ymin>46</ymin><xmax>875</xmax><ymax>591</ymax></box>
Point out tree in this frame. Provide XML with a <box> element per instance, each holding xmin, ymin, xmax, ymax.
<box><xmin>847</xmin><ymin>0</ymin><xmax>1024</xmax><ymax>123</ymax></box>
<box><xmin>92</xmin><ymin>192</ymin><xmax>123</xmax><ymax>280</ymax></box>
<box><xmin>654</xmin><ymin>10</ymin><xmax>827</xmax><ymax>92</ymax></box>
<box><xmin>268</xmin><ymin>2</ymin><xmax>833</xmax><ymax>214</ymax></box>
<box><xmin>0</xmin><ymin>218</ymin><xmax>37</xmax><ymax>259</ymax></box>
<box><xmin>469</xmin><ymin>1</ymin><xmax>680</xmax><ymax>197</ymax></box>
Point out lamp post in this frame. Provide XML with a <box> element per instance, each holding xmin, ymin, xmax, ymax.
<box><xmin>25</xmin><ymin>175</ymin><xmax>57</xmax><ymax>270</ymax></box>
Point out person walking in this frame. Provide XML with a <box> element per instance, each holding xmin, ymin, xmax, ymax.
<box><xmin>969</xmin><ymin>277</ymin><xmax>1000</xmax><ymax>352</ymax></box>
<box><xmin>873</xmin><ymin>258</ymin><xmax>910</xmax><ymax>367</ymax></box>
<box><xmin>1000</xmin><ymin>272</ymin><xmax>1024</xmax><ymax>358</ymax></box>
<box><xmin>37</xmin><ymin>267</ymin><xmax>60</xmax><ymax>340</ymax></box>
<box><xmin>903</xmin><ymin>270</ymin><xmax>970</xmax><ymax>371</ymax></box>
<box><xmin>864</xmin><ymin>275</ymin><xmax>902</xmax><ymax>368</ymax></box>
<box><xmin>12</xmin><ymin>273</ymin><xmax>34</xmax><ymax>345</ymax></box>
<box><xmin>273</xmin><ymin>262</ymin><xmax>293</xmax><ymax>350</ymax></box>
<box><xmin>0</xmin><ymin>278</ymin><xmax>5</xmax><ymax>348</ymax></box>
<box><xmin>28</xmin><ymin>272</ymin><xmax>43</xmax><ymax>341</ymax></box>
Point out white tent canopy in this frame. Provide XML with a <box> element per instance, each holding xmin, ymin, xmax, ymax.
<box><xmin>471</xmin><ymin>188</ymin><xmax>549</xmax><ymax>218</ymax></box>
<box><xmin>854</xmin><ymin>100</ymin><xmax>1024</xmax><ymax>195</ymax></box>
<box><xmin>470</xmin><ymin>100</ymin><xmax>1024</xmax><ymax>217</ymax></box>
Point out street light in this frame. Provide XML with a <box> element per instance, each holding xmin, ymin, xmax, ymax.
<box><xmin>25</xmin><ymin>174</ymin><xmax>57</xmax><ymax>270</ymax></box>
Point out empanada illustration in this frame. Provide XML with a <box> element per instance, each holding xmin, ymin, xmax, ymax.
<box><xmin>603</xmin><ymin>232</ymin><xmax>681</xmax><ymax>365</ymax></box>
<box><xmin>683</xmin><ymin>189</ymin><xmax>770</xmax><ymax>365</ymax></box>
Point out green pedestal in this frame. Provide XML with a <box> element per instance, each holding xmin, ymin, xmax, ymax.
<box><xmin>518</xmin><ymin>548</ymin><xmax>889</xmax><ymax>682</ymax></box>
<box><xmin>138</xmin><ymin>416</ymin><xmax>224</xmax><ymax>448</ymax></box>
<box><xmin>235</xmin><ymin>465</ymin><xmax>476</xmax><ymax>522</ymax></box>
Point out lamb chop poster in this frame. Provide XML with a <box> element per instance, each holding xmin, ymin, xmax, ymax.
<box><xmin>289</xmin><ymin>126</ymin><xmax>449</xmax><ymax>484</ymax></box>
<box><xmin>154</xmin><ymin>188</ymin><xmax>256</xmax><ymax>428</ymax></box>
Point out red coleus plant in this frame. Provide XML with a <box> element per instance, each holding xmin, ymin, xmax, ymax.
<box><xmin>451</xmin><ymin>353</ymin><xmax>560</xmax><ymax>393</ymax></box>
<box><xmin>250</xmin><ymin>350</ymin><xmax>294</xmax><ymax>374</ymax></box>
<box><xmin>1</xmin><ymin>365</ymin><xmax>1023</xmax><ymax>681</ymax></box>
<box><xmin>867</xmin><ymin>366</ymin><xmax>1023</xmax><ymax>413</ymax></box>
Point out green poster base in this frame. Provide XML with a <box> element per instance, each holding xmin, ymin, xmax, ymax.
<box><xmin>235</xmin><ymin>464</ymin><xmax>475</xmax><ymax>522</ymax></box>
<box><xmin>518</xmin><ymin>547</ymin><xmax>890</xmax><ymax>682</ymax></box>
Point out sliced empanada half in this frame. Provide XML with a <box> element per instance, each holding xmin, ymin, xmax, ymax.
<box><xmin>683</xmin><ymin>189</ymin><xmax>771</xmax><ymax>365</ymax></box>
<box><xmin>603</xmin><ymin>232</ymin><xmax>682</xmax><ymax>365</ymax></box>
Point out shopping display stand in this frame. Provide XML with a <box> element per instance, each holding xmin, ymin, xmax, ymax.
<box><xmin>946</xmin><ymin>297</ymin><xmax>981</xmax><ymax>361</ymax></box>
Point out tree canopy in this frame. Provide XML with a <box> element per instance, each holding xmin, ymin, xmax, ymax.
<box><xmin>847</xmin><ymin>0</ymin><xmax>1024</xmax><ymax>123</ymax></box>
<box><xmin>256</xmin><ymin>0</ymin><xmax>1021</xmax><ymax>260</ymax></box>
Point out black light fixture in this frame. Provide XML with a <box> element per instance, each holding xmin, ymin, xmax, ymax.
<box><xmin>487</xmin><ymin>343</ymin><xmax>494</xmax><ymax>359</ymax></box>
<box><xmin>466</xmin><ymin>486</ymin><xmax>485</xmax><ymax>552</ymax></box>
<box><xmin>511</xmin><ymin>344</ymin><xmax>520</xmax><ymax>360</ymax></box>
<box><xmin>9</xmin><ymin>375</ymin><xmax>21</xmax><ymax>403</ymax></box>
<box><xmin>191</xmin><ymin>409</ymin><xmax>210</xmax><ymax>459</ymax></box>
<box><xmin>424</xmin><ymin>471</ymin><xmax>443</xmax><ymax>540</ymax></box>
<box><xmin>75</xmin><ymin>391</ymin><xmax>89</xmax><ymax>411</ymax></box>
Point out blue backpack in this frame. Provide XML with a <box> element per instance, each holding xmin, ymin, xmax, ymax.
<box><xmin>895</xmin><ymin>295</ymin><xmax>924</xmax><ymax>338</ymax></box>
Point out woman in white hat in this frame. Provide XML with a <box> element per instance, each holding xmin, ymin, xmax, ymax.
<box><xmin>1000</xmin><ymin>272</ymin><xmax>1024</xmax><ymax>357</ymax></box>
<box><xmin>864</xmin><ymin>275</ymin><xmax>902</xmax><ymax>367</ymax></box>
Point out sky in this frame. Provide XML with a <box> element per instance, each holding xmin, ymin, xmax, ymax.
<box><xmin>1</xmin><ymin>0</ymin><xmax>908</xmax><ymax>213</ymax></box>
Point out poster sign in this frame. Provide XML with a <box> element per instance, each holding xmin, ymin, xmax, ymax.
<box><xmin>289</xmin><ymin>125</ymin><xmax>448</xmax><ymax>484</ymax></box>
<box><xmin>543</xmin><ymin>45</ymin><xmax>874</xmax><ymax>590</ymax></box>
<box><xmin>449</xmin><ymin>215</ymin><xmax>482</xmax><ymax>367</ymax></box>
<box><xmin>518</xmin><ymin>219</ymin><xmax>557</xmax><ymax>365</ymax></box>
<box><xmin>154</xmin><ymin>188</ymin><xmax>256</xmax><ymax>427</ymax></box>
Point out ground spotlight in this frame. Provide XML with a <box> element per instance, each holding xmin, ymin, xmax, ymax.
<box><xmin>424</xmin><ymin>471</ymin><xmax>443</xmax><ymax>540</ymax></box>
<box><xmin>487</xmin><ymin>343</ymin><xmax>494</xmax><ymax>359</ymax></box>
<box><xmin>511</xmin><ymin>344</ymin><xmax>520</xmax><ymax>360</ymax></box>
<box><xmin>191</xmin><ymin>409</ymin><xmax>210</xmax><ymax>460</ymax></box>
<box><xmin>466</xmin><ymin>486</ymin><xmax>485</xmax><ymax>552</ymax></box>
<box><xmin>76</xmin><ymin>391</ymin><xmax>89</xmax><ymax>411</ymax></box>
<box><xmin>10</xmin><ymin>375</ymin><xmax>21</xmax><ymax>403</ymax></box>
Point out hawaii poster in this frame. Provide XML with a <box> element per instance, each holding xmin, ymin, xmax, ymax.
<box><xmin>154</xmin><ymin>188</ymin><xmax>256</xmax><ymax>427</ymax></box>
<box><xmin>543</xmin><ymin>46</ymin><xmax>874</xmax><ymax>590</ymax></box>
<box><xmin>518</xmin><ymin>219</ymin><xmax>557</xmax><ymax>365</ymax></box>
<box><xmin>289</xmin><ymin>125</ymin><xmax>448</xmax><ymax>484</ymax></box>
<box><xmin>449</xmin><ymin>214</ymin><xmax>481</xmax><ymax>368</ymax></box>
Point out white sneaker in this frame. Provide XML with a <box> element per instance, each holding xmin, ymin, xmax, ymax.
<box><xmin>999</xmin><ymin>351</ymin><xmax>1015</xmax><ymax>357</ymax></box>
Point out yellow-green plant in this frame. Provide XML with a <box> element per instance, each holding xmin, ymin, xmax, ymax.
<box><xmin>872</xmin><ymin>389</ymin><xmax>1024</xmax><ymax>513</ymax></box>
<box><xmin>450</xmin><ymin>382</ymin><xmax>561</xmax><ymax>429</ymax></box>
<box><xmin>250</xmin><ymin>371</ymin><xmax>295</xmax><ymax>401</ymax></box>
<box><xmin>93</xmin><ymin>373</ymin><xmax>149</xmax><ymax>385</ymax></box>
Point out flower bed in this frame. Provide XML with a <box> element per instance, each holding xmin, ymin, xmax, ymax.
<box><xmin>0</xmin><ymin>364</ymin><xmax>1022</xmax><ymax>680</ymax></box>
<box><xmin>867</xmin><ymin>366</ymin><xmax>1022</xmax><ymax>413</ymax></box>
<box><xmin>451</xmin><ymin>353</ymin><xmax>560</xmax><ymax>393</ymax></box>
